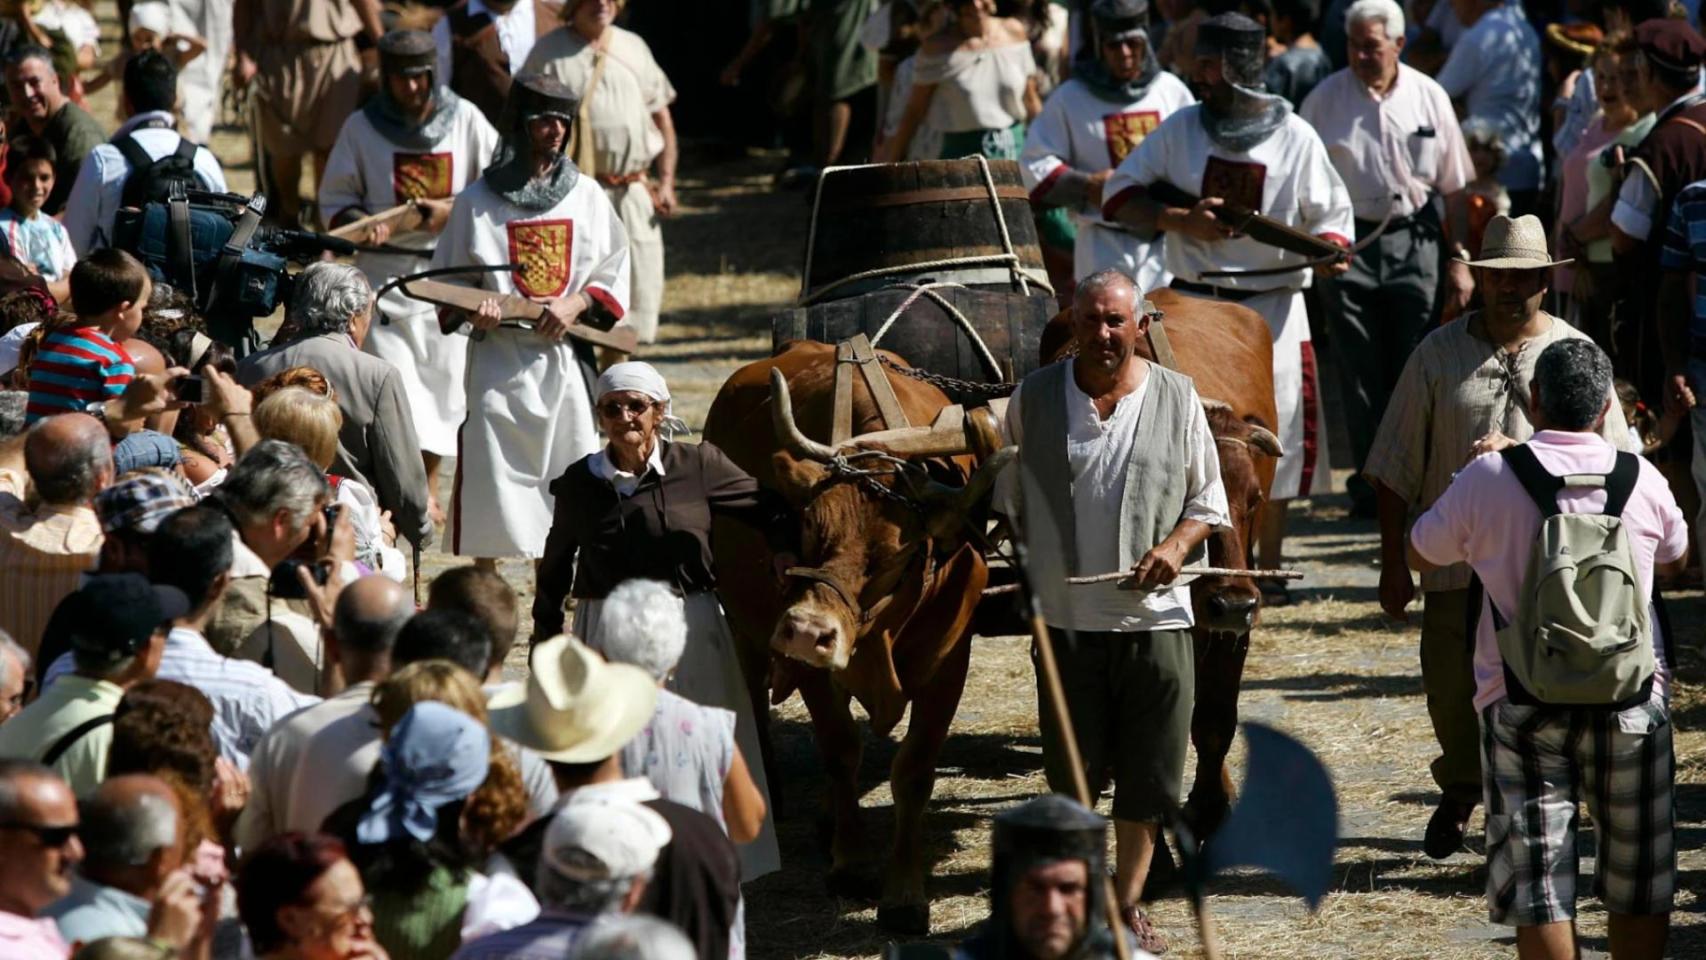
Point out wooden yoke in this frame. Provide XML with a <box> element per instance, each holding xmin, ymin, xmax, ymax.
<box><xmin>831</xmin><ymin>334</ymin><xmax>912</xmax><ymax>444</ymax></box>
<box><xmin>1142</xmin><ymin>298</ymin><xmax>1179</xmax><ymax>371</ymax></box>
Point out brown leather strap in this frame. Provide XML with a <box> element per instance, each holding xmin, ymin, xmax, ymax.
<box><xmin>1667</xmin><ymin>116</ymin><xmax>1706</xmax><ymax>137</ymax></box>
<box><xmin>1143</xmin><ymin>300</ymin><xmax>1179</xmax><ymax>371</ymax></box>
<box><xmin>832</xmin><ymin>340</ymin><xmax>855</xmax><ymax>445</ymax></box>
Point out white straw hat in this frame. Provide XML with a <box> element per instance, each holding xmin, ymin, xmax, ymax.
<box><xmin>487</xmin><ymin>634</ymin><xmax>658</xmax><ymax>764</ymax></box>
<box><xmin>1465</xmin><ymin>214</ymin><xmax>1572</xmax><ymax>270</ymax></box>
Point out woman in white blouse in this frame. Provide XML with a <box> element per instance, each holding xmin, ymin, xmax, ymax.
<box><xmin>879</xmin><ymin>0</ymin><xmax>1040</xmax><ymax>162</ymax></box>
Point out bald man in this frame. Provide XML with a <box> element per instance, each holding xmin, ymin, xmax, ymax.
<box><xmin>237</xmin><ymin>575</ymin><xmax>413</xmax><ymax>851</ymax></box>
<box><xmin>47</xmin><ymin>774</ymin><xmax>208</xmax><ymax>952</ymax></box>
<box><xmin>1</xmin><ymin>414</ymin><xmax>110</xmax><ymax>654</ymax></box>
<box><xmin>0</xmin><ymin>761</ymin><xmax>81</xmax><ymax>957</ymax></box>
<box><xmin>121</xmin><ymin>340</ymin><xmax>177</xmax><ymax>439</ymax></box>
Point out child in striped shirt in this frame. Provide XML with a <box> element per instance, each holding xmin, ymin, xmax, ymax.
<box><xmin>26</xmin><ymin>249</ymin><xmax>153</xmax><ymax>423</ymax></box>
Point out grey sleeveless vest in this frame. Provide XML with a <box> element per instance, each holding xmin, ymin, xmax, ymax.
<box><xmin>1018</xmin><ymin>358</ymin><xmax>1202</xmax><ymax>624</ymax></box>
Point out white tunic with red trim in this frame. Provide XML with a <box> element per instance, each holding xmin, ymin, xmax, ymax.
<box><xmin>431</xmin><ymin>173</ymin><xmax>632</xmax><ymax>558</ymax></box>
<box><xmin>1019</xmin><ymin>72</ymin><xmax>1195</xmax><ymax>291</ymax></box>
<box><xmin>320</xmin><ymin>97</ymin><xmax>500</xmax><ymax>456</ymax></box>
<box><xmin>1102</xmin><ymin>107</ymin><xmax>1353</xmax><ymax>499</ymax></box>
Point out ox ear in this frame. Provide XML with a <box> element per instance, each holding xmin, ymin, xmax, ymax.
<box><xmin>1244</xmin><ymin>419</ymin><xmax>1285</xmax><ymax>458</ymax></box>
<box><xmin>769</xmin><ymin>451</ymin><xmax>828</xmax><ymax>508</ymax></box>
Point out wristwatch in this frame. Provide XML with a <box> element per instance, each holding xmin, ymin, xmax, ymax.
<box><xmin>84</xmin><ymin>400</ymin><xmax>109</xmax><ymax>423</ymax></box>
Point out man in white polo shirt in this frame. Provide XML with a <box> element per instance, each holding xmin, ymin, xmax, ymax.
<box><xmin>1300</xmin><ymin>0</ymin><xmax>1474</xmax><ymax>516</ymax></box>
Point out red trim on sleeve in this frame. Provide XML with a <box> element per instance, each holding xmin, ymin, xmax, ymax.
<box><xmin>1101</xmin><ymin>184</ymin><xmax>1143</xmax><ymax>223</ymax></box>
<box><xmin>584</xmin><ymin>286</ymin><xmax>626</xmax><ymax>322</ymax></box>
<box><xmin>1318</xmin><ymin>232</ymin><xmax>1351</xmax><ymax>249</ymax></box>
<box><xmin>1029</xmin><ymin>165</ymin><xmax>1067</xmax><ymax>203</ymax></box>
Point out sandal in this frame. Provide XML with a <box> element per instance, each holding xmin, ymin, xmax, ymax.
<box><xmin>1121</xmin><ymin>904</ymin><xmax>1168</xmax><ymax>955</ymax></box>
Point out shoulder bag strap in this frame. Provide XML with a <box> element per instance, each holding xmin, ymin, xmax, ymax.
<box><xmin>1601</xmin><ymin>451</ymin><xmax>1641</xmax><ymax>518</ymax></box>
<box><xmin>42</xmin><ymin>713</ymin><xmax>115</xmax><ymax>767</ymax></box>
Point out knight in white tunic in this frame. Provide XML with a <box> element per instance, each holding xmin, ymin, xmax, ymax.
<box><xmin>1021</xmin><ymin>0</ymin><xmax>1194</xmax><ymax>292</ymax></box>
<box><xmin>1103</xmin><ymin>12</ymin><xmax>1352</xmax><ymax>523</ymax></box>
<box><xmin>320</xmin><ymin>29</ymin><xmax>500</xmax><ymax>518</ymax></box>
<box><xmin>522</xmin><ymin>0</ymin><xmax>678</xmax><ymax>350</ymax></box>
<box><xmin>430</xmin><ymin>73</ymin><xmax>631</xmax><ymax>560</ymax></box>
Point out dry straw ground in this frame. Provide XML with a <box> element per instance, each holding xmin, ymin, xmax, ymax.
<box><xmin>148</xmin><ymin>18</ymin><xmax>1703</xmax><ymax>956</ymax></box>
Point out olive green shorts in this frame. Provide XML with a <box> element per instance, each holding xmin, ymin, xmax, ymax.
<box><xmin>1035</xmin><ymin>627</ymin><xmax>1194</xmax><ymax>823</ymax></box>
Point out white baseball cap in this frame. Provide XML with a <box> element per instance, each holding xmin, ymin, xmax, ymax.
<box><xmin>541</xmin><ymin>797</ymin><xmax>672</xmax><ymax>882</ymax></box>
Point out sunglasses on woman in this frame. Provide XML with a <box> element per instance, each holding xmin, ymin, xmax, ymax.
<box><xmin>598</xmin><ymin>398</ymin><xmax>657</xmax><ymax>419</ymax></box>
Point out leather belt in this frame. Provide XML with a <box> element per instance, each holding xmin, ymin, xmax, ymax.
<box><xmin>1170</xmin><ymin>278</ymin><xmax>1276</xmax><ymax>302</ymax></box>
<box><xmin>597</xmin><ymin>171</ymin><xmax>647</xmax><ymax>187</ymax></box>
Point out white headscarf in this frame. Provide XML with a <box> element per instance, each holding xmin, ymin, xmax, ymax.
<box><xmin>129</xmin><ymin>2</ymin><xmax>171</xmax><ymax>38</ymax></box>
<box><xmin>595</xmin><ymin>361</ymin><xmax>689</xmax><ymax>438</ymax></box>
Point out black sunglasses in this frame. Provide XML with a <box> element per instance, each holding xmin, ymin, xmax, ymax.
<box><xmin>598</xmin><ymin>398</ymin><xmax>657</xmax><ymax>418</ymax></box>
<box><xmin>0</xmin><ymin>821</ymin><xmax>78</xmax><ymax>848</ymax></box>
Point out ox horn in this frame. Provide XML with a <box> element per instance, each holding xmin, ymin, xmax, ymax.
<box><xmin>769</xmin><ymin>368</ymin><xmax>837</xmax><ymax>463</ymax></box>
<box><xmin>1201</xmin><ymin>398</ymin><xmax>1234</xmax><ymax>415</ymax></box>
<box><xmin>924</xmin><ymin>446</ymin><xmax>1018</xmax><ymax>538</ymax></box>
<box><xmin>1248</xmin><ymin>425</ymin><xmax>1285</xmax><ymax>458</ymax></box>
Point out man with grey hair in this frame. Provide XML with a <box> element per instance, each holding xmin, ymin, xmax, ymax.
<box><xmin>570</xmin><ymin>915</ymin><xmax>695</xmax><ymax>960</ymax></box>
<box><xmin>455</xmin><ymin>798</ymin><xmax>671</xmax><ymax>960</ymax></box>
<box><xmin>1300</xmin><ymin>0</ymin><xmax>1475</xmax><ymax>518</ymax></box>
<box><xmin>1409</xmin><ymin>336</ymin><xmax>1684</xmax><ymax>960</ymax></box>
<box><xmin>994</xmin><ymin>268</ymin><xmax>1228</xmax><ymax>952</ymax></box>
<box><xmin>1366</xmin><ymin>213</ymin><xmax>1635</xmax><ymax>861</ymax></box>
<box><xmin>238</xmin><ymin>575</ymin><xmax>414</xmax><ymax>850</ymax></box>
<box><xmin>0</xmin><ymin>413</ymin><xmax>111</xmax><ymax>656</ymax></box>
<box><xmin>204</xmin><ymin>439</ymin><xmax>343</xmax><ymax>664</ymax></box>
<box><xmin>238</xmin><ymin>261</ymin><xmax>432</xmax><ymax>552</ymax></box>
<box><xmin>45</xmin><ymin>774</ymin><xmax>209</xmax><ymax>953</ymax></box>
<box><xmin>0</xmin><ymin>633</ymin><xmax>32</xmax><ymax>725</ymax></box>
<box><xmin>2</xmin><ymin>46</ymin><xmax>105</xmax><ymax>215</ymax></box>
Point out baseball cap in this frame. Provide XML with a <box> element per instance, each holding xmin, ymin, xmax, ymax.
<box><xmin>94</xmin><ymin>470</ymin><xmax>197</xmax><ymax>535</ymax></box>
<box><xmin>66</xmin><ymin>573</ymin><xmax>190</xmax><ymax>662</ymax></box>
<box><xmin>112</xmin><ymin>430</ymin><xmax>183</xmax><ymax>476</ymax></box>
<box><xmin>541</xmin><ymin>797</ymin><xmax>672</xmax><ymax>882</ymax></box>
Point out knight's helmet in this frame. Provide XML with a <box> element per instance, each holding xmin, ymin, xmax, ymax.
<box><xmin>987</xmin><ymin>796</ymin><xmax>1110</xmax><ymax>959</ymax></box>
<box><xmin>504</xmin><ymin>72</ymin><xmax>581</xmax><ymax>151</ymax></box>
<box><xmin>377</xmin><ymin>28</ymin><xmax>437</xmax><ymax>81</ymax></box>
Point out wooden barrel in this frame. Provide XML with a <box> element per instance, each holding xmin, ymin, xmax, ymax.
<box><xmin>772</xmin><ymin>285</ymin><xmax>1056</xmax><ymax>400</ymax></box>
<box><xmin>802</xmin><ymin>159</ymin><xmax>1049</xmax><ymax>301</ymax></box>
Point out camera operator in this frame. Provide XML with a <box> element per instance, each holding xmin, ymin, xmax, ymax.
<box><xmin>237</xmin><ymin>263</ymin><xmax>433</xmax><ymax>556</ymax></box>
<box><xmin>204</xmin><ymin>440</ymin><xmax>359</xmax><ymax>696</ymax></box>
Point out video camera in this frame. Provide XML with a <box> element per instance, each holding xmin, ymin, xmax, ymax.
<box><xmin>112</xmin><ymin>188</ymin><xmax>360</xmax><ymax>351</ymax></box>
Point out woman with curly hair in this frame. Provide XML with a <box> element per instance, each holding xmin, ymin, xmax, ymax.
<box><xmin>322</xmin><ymin>664</ymin><xmax>538</xmax><ymax>959</ymax></box>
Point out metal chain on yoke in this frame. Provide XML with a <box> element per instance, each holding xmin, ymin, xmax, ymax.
<box><xmin>877</xmin><ymin>355</ymin><xmax>1018</xmax><ymax>398</ymax></box>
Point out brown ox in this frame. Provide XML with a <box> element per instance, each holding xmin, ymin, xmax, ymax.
<box><xmin>704</xmin><ymin>340</ymin><xmax>1005</xmax><ymax>935</ymax></box>
<box><xmin>1041</xmin><ymin>287</ymin><xmax>1281</xmax><ymax>835</ymax></box>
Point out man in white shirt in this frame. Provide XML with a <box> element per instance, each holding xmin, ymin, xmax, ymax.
<box><xmin>998</xmin><ymin>270</ymin><xmax>1228</xmax><ymax>955</ymax></box>
<box><xmin>236</xmin><ymin>575</ymin><xmax>411</xmax><ymax>851</ymax></box>
<box><xmin>1022</xmin><ymin>0</ymin><xmax>1195</xmax><ymax>292</ymax></box>
<box><xmin>433</xmin><ymin>0</ymin><xmax>562</xmax><ymax>125</ymax></box>
<box><xmin>147</xmin><ymin>505</ymin><xmax>318</xmax><ymax>770</ymax></box>
<box><xmin>1433</xmin><ymin>0</ymin><xmax>1542</xmax><ymax>213</ymax></box>
<box><xmin>1103</xmin><ymin>13</ymin><xmax>1353</xmax><ymax>578</ymax></box>
<box><xmin>1301</xmin><ymin>0</ymin><xmax>1474</xmax><ymax>516</ymax></box>
<box><xmin>61</xmin><ymin>50</ymin><xmax>227</xmax><ymax>255</ymax></box>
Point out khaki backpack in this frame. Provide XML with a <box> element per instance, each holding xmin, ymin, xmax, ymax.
<box><xmin>1490</xmin><ymin>445</ymin><xmax>1655</xmax><ymax>708</ymax></box>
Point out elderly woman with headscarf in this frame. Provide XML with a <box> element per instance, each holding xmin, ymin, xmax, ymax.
<box><xmin>534</xmin><ymin>361</ymin><xmax>788</xmax><ymax>879</ymax></box>
<box><xmin>323</xmin><ymin>700</ymin><xmax>539</xmax><ymax>960</ymax></box>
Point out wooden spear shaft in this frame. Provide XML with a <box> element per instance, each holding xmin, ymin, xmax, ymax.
<box><xmin>983</xmin><ymin>566</ymin><xmax>1303</xmax><ymax>596</ymax></box>
<box><xmin>1027</xmin><ymin>603</ymin><xmax>1134</xmax><ymax>960</ymax></box>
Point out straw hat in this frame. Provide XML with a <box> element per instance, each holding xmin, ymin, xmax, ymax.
<box><xmin>488</xmin><ymin>635</ymin><xmax>658</xmax><ymax>764</ymax></box>
<box><xmin>1464</xmin><ymin>214</ymin><xmax>1572</xmax><ymax>270</ymax></box>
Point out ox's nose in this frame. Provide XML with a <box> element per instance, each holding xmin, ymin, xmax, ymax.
<box><xmin>1204</xmin><ymin>592</ymin><xmax>1259</xmax><ymax>633</ymax></box>
<box><xmin>772</xmin><ymin>609</ymin><xmax>849</xmax><ymax>670</ymax></box>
